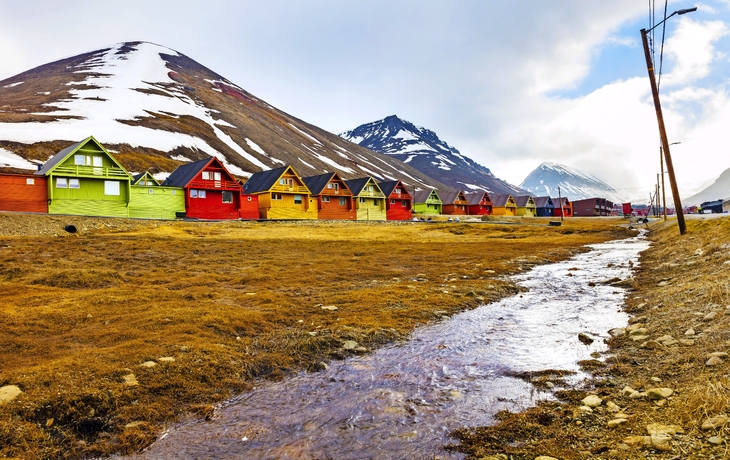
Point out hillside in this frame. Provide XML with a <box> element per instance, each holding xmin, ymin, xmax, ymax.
<box><xmin>0</xmin><ymin>42</ymin><xmax>448</xmax><ymax>191</ymax></box>
<box><xmin>340</xmin><ymin>115</ymin><xmax>524</xmax><ymax>195</ymax></box>
<box><xmin>520</xmin><ymin>162</ymin><xmax>626</xmax><ymax>202</ymax></box>
<box><xmin>684</xmin><ymin>167</ymin><xmax>730</xmax><ymax>206</ymax></box>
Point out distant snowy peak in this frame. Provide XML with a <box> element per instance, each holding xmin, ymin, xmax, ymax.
<box><xmin>340</xmin><ymin>115</ymin><xmax>525</xmax><ymax>196</ymax></box>
<box><xmin>684</xmin><ymin>167</ymin><xmax>730</xmax><ymax>206</ymax></box>
<box><xmin>520</xmin><ymin>162</ymin><xmax>625</xmax><ymax>202</ymax></box>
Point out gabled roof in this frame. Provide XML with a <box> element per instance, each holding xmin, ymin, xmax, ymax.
<box><xmin>513</xmin><ymin>195</ymin><xmax>535</xmax><ymax>207</ymax></box>
<box><xmin>132</xmin><ymin>171</ymin><xmax>161</xmax><ymax>186</ymax></box>
<box><xmin>302</xmin><ymin>172</ymin><xmax>349</xmax><ymax>195</ymax></box>
<box><xmin>491</xmin><ymin>194</ymin><xmax>515</xmax><ymax>207</ymax></box>
<box><xmin>345</xmin><ymin>177</ymin><xmax>382</xmax><ymax>196</ymax></box>
<box><xmin>163</xmin><ymin>157</ymin><xmax>214</xmax><ymax>187</ymax></box>
<box><xmin>379</xmin><ymin>180</ymin><xmax>411</xmax><ymax>199</ymax></box>
<box><xmin>35</xmin><ymin>135</ymin><xmax>131</xmax><ymax>177</ymax></box>
<box><xmin>440</xmin><ymin>190</ymin><xmax>467</xmax><ymax>205</ymax></box>
<box><xmin>414</xmin><ymin>189</ymin><xmax>441</xmax><ymax>203</ymax></box>
<box><xmin>243</xmin><ymin>165</ymin><xmax>307</xmax><ymax>194</ymax></box>
<box><xmin>533</xmin><ymin>196</ymin><xmax>554</xmax><ymax>208</ymax></box>
<box><xmin>464</xmin><ymin>191</ymin><xmax>492</xmax><ymax>206</ymax></box>
<box><xmin>554</xmin><ymin>197</ymin><xmax>571</xmax><ymax>206</ymax></box>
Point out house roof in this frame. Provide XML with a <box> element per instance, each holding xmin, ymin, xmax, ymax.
<box><xmin>513</xmin><ymin>195</ymin><xmax>535</xmax><ymax>207</ymax></box>
<box><xmin>35</xmin><ymin>135</ymin><xmax>130</xmax><ymax>177</ymax></box>
<box><xmin>533</xmin><ymin>196</ymin><xmax>554</xmax><ymax>208</ymax></box>
<box><xmin>163</xmin><ymin>157</ymin><xmax>214</xmax><ymax>187</ymax></box>
<box><xmin>414</xmin><ymin>189</ymin><xmax>441</xmax><ymax>203</ymax></box>
<box><xmin>302</xmin><ymin>172</ymin><xmax>338</xmax><ymax>195</ymax></box>
<box><xmin>554</xmin><ymin>197</ymin><xmax>571</xmax><ymax>206</ymax></box>
<box><xmin>132</xmin><ymin>171</ymin><xmax>161</xmax><ymax>186</ymax></box>
<box><xmin>345</xmin><ymin>177</ymin><xmax>379</xmax><ymax>196</ymax></box>
<box><xmin>440</xmin><ymin>190</ymin><xmax>467</xmax><ymax>204</ymax></box>
<box><xmin>464</xmin><ymin>192</ymin><xmax>491</xmax><ymax>205</ymax></box>
<box><xmin>491</xmin><ymin>194</ymin><xmax>515</xmax><ymax>207</ymax></box>
<box><xmin>379</xmin><ymin>180</ymin><xmax>411</xmax><ymax>198</ymax></box>
<box><xmin>242</xmin><ymin>166</ymin><xmax>290</xmax><ymax>194</ymax></box>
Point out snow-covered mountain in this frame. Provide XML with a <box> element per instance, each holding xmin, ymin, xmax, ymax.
<box><xmin>340</xmin><ymin>115</ymin><xmax>524</xmax><ymax>195</ymax></box>
<box><xmin>0</xmin><ymin>41</ymin><xmax>448</xmax><ymax>191</ymax></box>
<box><xmin>520</xmin><ymin>162</ymin><xmax>626</xmax><ymax>203</ymax></box>
<box><xmin>684</xmin><ymin>167</ymin><xmax>730</xmax><ymax>206</ymax></box>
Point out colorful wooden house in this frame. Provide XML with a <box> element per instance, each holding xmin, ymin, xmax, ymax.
<box><xmin>440</xmin><ymin>190</ymin><xmax>469</xmax><ymax>215</ymax></box>
<box><xmin>533</xmin><ymin>196</ymin><xmax>555</xmax><ymax>217</ymax></box>
<box><xmin>413</xmin><ymin>189</ymin><xmax>443</xmax><ymax>215</ymax></box>
<box><xmin>491</xmin><ymin>194</ymin><xmax>517</xmax><ymax>216</ymax></box>
<box><xmin>514</xmin><ymin>195</ymin><xmax>537</xmax><ymax>217</ymax></box>
<box><xmin>243</xmin><ymin>165</ymin><xmax>317</xmax><ymax>220</ymax></box>
<box><xmin>164</xmin><ymin>157</ymin><xmax>254</xmax><ymax>220</ymax></box>
<box><xmin>464</xmin><ymin>191</ymin><xmax>492</xmax><ymax>215</ymax></box>
<box><xmin>344</xmin><ymin>177</ymin><xmax>387</xmax><ymax>221</ymax></box>
<box><xmin>572</xmin><ymin>198</ymin><xmax>602</xmax><ymax>217</ymax></box>
<box><xmin>35</xmin><ymin>136</ymin><xmax>133</xmax><ymax>217</ymax></box>
<box><xmin>0</xmin><ymin>172</ymin><xmax>48</xmax><ymax>213</ymax></box>
<box><xmin>553</xmin><ymin>197</ymin><xmax>573</xmax><ymax>217</ymax></box>
<box><xmin>378</xmin><ymin>180</ymin><xmax>412</xmax><ymax>220</ymax></box>
<box><xmin>302</xmin><ymin>172</ymin><xmax>356</xmax><ymax>220</ymax></box>
<box><xmin>128</xmin><ymin>171</ymin><xmax>186</xmax><ymax>219</ymax></box>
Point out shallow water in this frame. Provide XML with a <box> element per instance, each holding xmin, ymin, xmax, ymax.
<box><xmin>129</xmin><ymin>233</ymin><xmax>649</xmax><ymax>460</ymax></box>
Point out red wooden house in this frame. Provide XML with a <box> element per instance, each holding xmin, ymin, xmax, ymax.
<box><xmin>0</xmin><ymin>172</ymin><xmax>48</xmax><ymax>213</ymax></box>
<box><xmin>440</xmin><ymin>190</ymin><xmax>469</xmax><ymax>215</ymax></box>
<box><xmin>163</xmin><ymin>157</ymin><xmax>257</xmax><ymax>219</ymax></box>
<box><xmin>464</xmin><ymin>191</ymin><xmax>492</xmax><ymax>215</ymax></box>
<box><xmin>378</xmin><ymin>180</ymin><xmax>412</xmax><ymax>220</ymax></box>
<box><xmin>302</xmin><ymin>172</ymin><xmax>356</xmax><ymax>220</ymax></box>
<box><xmin>553</xmin><ymin>197</ymin><xmax>573</xmax><ymax>217</ymax></box>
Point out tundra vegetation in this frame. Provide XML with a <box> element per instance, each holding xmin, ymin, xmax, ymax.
<box><xmin>0</xmin><ymin>213</ymin><xmax>638</xmax><ymax>458</ymax></box>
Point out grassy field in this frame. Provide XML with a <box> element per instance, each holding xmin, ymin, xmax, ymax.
<box><xmin>0</xmin><ymin>214</ymin><xmax>633</xmax><ymax>459</ymax></box>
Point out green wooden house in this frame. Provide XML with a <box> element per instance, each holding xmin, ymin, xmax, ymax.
<box><xmin>129</xmin><ymin>171</ymin><xmax>186</xmax><ymax>219</ymax></box>
<box><xmin>413</xmin><ymin>189</ymin><xmax>443</xmax><ymax>215</ymax></box>
<box><xmin>35</xmin><ymin>136</ymin><xmax>133</xmax><ymax>217</ymax></box>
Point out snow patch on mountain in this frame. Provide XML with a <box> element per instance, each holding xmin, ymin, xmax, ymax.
<box><xmin>0</xmin><ymin>148</ymin><xmax>37</xmax><ymax>169</ymax></box>
<box><xmin>520</xmin><ymin>162</ymin><xmax>625</xmax><ymax>202</ymax></box>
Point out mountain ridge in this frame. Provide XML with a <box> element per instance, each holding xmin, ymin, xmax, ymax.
<box><xmin>520</xmin><ymin>162</ymin><xmax>626</xmax><ymax>203</ymax></box>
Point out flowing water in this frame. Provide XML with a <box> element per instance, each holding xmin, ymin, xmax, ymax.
<box><xmin>129</xmin><ymin>233</ymin><xmax>649</xmax><ymax>460</ymax></box>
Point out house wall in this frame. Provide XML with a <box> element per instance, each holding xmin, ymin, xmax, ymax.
<box><xmin>0</xmin><ymin>174</ymin><xmax>48</xmax><ymax>213</ymax></box>
<box><xmin>413</xmin><ymin>202</ymin><xmax>442</xmax><ymax>215</ymax></box>
<box><xmin>553</xmin><ymin>205</ymin><xmax>573</xmax><ymax>217</ymax></box>
<box><xmin>515</xmin><ymin>206</ymin><xmax>536</xmax><ymax>217</ymax></box>
<box><xmin>239</xmin><ymin>194</ymin><xmax>259</xmax><ymax>219</ymax></box>
<box><xmin>385</xmin><ymin>198</ymin><xmax>412</xmax><ymax>221</ymax></box>
<box><xmin>354</xmin><ymin>197</ymin><xmax>386</xmax><ymax>221</ymax></box>
<box><xmin>129</xmin><ymin>185</ymin><xmax>185</xmax><ymax>219</ymax></box>
<box><xmin>535</xmin><ymin>207</ymin><xmax>555</xmax><ymax>217</ymax></box>
<box><xmin>492</xmin><ymin>206</ymin><xmax>516</xmax><ymax>216</ymax></box>
<box><xmin>443</xmin><ymin>203</ymin><xmax>468</xmax><ymax>215</ymax></box>
<box><xmin>258</xmin><ymin>192</ymin><xmax>317</xmax><ymax>220</ymax></box>
<box><xmin>572</xmin><ymin>199</ymin><xmax>599</xmax><ymax>217</ymax></box>
<box><xmin>318</xmin><ymin>196</ymin><xmax>356</xmax><ymax>220</ymax></box>
<box><xmin>186</xmin><ymin>189</ymin><xmax>241</xmax><ymax>220</ymax></box>
<box><xmin>48</xmin><ymin>177</ymin><xmax>130</xmax><ymax>217</ymax></box>
<box><xmin>467</xmin><ymin>204</ymin><xmax>491</xmax><ymax>215</ymax></box>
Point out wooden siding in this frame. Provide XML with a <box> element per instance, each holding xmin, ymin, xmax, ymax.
<box><xmin>318</xmin><ymin>196</ymin><xmax>356</xmax><ymax>220</ymax></box>
<box><xmin>48</xmin><ymin>177</ymin><xmax>130</xmax><ymax>217</ymax></box>
<box><xmin>385</xmin><ymin>198</ymin><xmax>412</xmax><ymax>220</ymax></box>
<box><xmin>129</xmin><ymin>185</ymin><xmax>185</xmax><ymax>219</ymax></box>
<box><xmin>354</xmin><ymin>197</ymin><xmax>387</xmax><ymax>221</ymax></box>
<box><xmin>239</xmin><ymin>194</ymin><xmax>260</xmax><ymax>219</ymax></box>
<box><xmin>0</xmin><ymin>174</ymin><xmax>48</xmax><ymax>213</ymax></box>
<box><xmin>413</xmin><ymin>202</ymin><xmax>442</xmax><ymax>215</ymax></box>
<box><xmin>186</xmin><ymin>189</ymin><xmax>242</xmax><ymax>220</ymax></box>
<box><xmin>258</xmin><ymin>192</ymin><xmax>317</xmax><ymax>220</ymax></box>
<box><xmin>442</xmin><ymin>203</ymin><xmax>468</xmax><ymax>215</ymax></box>
<box><xmin>467</xmin><ymin>204</ymin><xmax>492</xmax><ymax>215</ymax></box>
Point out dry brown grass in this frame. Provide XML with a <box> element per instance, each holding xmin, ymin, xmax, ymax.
<box><xmin>0</xmin><ymin>214</ymin><xmax>632</xmax><ymax>459</ymax></box>
<box><xmin>450</xmin><ymin>216</ymin><xmax>730</xmax><ymax>459</ymax></box>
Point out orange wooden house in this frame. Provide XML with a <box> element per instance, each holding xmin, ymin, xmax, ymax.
<box><xmin>302</xmin><ymin>172</ymin><xmax>356</xmax><ymax>220</ymax></box>
<box><xmin>243</xmin><ymin>165</ymin><xmax>317</xmax><ymax>220</ymax></box>
<box><xmin>464</xmin><ymin>191</ymin><xmax>492</xmax><ymax>215</ymax></box>
<box><xmin>440</xmin><ymin>190</ymin><xmax>469</xmax><ymax>215</ymax></box>
<box><xmin>0</xmin><ymin>172</ymin><xmax>48</xmax><ymax>213</ymax></box>
<box><xmin>378</xmin><ymin>180</ymin><xmax>412</xmax><ymax>220</ymax></box>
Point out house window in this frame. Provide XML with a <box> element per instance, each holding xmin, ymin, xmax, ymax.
<box><xmin>222</xmin><ymin>191</ymin><xmax>233</xmax><ymax>203</ymax></box>
<box><xmin>272</xmin><ymin>193</ymin><xmax>282</xmax><ymax>200</ymax></box>
<box><xmin>148</xmin><ymin>189</ymin><xmax>154</xmax><ymax>194</ymax></box>
<box><xmin>322</xmin><ymin>196</ymin><xmax>330</xmax><ymax>202</ymax></box>
<box><xmin>190</xmin><ymin>189</ymin><xmax>198</xmax><ymax>198</ymax></box>
<box><xmin>171</xmin><ymin>190</ymin><xmax>176</xmax><ymax>195</ymax></box>
<box><xmin>69</xmin><ymin>179</ymin><xmax>80</xmax><ymax>189</ymax></box>
<box><xmin>26</xmin><ymin>178</ymin><xmax>34</xmax><ymax>185</ymax></box>
<box><xmin>339</xmin><ymin>197</ymin><xmax>346</xmax><ymax>206</ymax></box>
<box><xmin>214</xmin><ymin>172</ymin><xmax>221</xmax><ymax>181</ymax></box>
<box><xmin>395</xmin><ymin>188</ymin><xmax>401</xmax><ymax>195</ymax></box>
<box><xmin>294</xmin><ymin>194</ymin><xmax>302</xmax><ymax>205</ymax></box>
<box><xmin>402</xmin><ymin>200</ymin><xmax>408</xmax><ymax>207</ymax></box>
<box><xmin>92</xmin><ymin>156</ymin><xmax>103</xmax><ymax>167</ymax></box>
<box><xmin>360</xmin><ymin>198</ymin><xmax>366</xmax><ymax>203</ymax></box>
<box><xmin>56</xmin><ymin>178</ymin><xmax>68</xmax><ymax>188</ymax></box>
<box><xmin>390</xmin><ymin>199</ymin><xmax>395</xmax><ymax>204</ymax></box>
<box><xmin>104</xmin><ymin>181</ymin><xmax>120</xmax><ymax>196</ymax></box>
<box><xmin>74</xmin><ymin>155</ymin><xmax>85</xmax><ymax>165</ymax></box>
<box><xmin>199</xmin><ymin>190</ymin><xmax>207</xmax><ymax>199</ymax></box>
<box><xmin>202</xmin><ymin>171</ymin><xmax>211</xmax><ymax>180</ymax></box>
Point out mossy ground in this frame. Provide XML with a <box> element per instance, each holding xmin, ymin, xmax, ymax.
<box><xmin>0</xmin><ymin>214</ymin><xmax>632</xmax><ymax>459</ymax></box>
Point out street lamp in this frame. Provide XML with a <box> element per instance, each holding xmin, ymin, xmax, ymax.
<box><xmin>641</xmin><ymin>7</ymin><xmax>696</xmax><ymax>235</ymax></box>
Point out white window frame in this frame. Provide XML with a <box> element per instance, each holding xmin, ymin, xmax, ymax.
<box><xmin>26</xmin><ymin>178</ymin><xmax>34</xmax><ymax>185</ymax></box>
<box><xmin>190</xmin><ymin>189</ymin><xmax>198</xmax><ymax>198</ymax></box>
<box><xmin>74</xmin><ymin>155</ymin><xmax>85</xmax><ymax>165</ymax></box>
<box><xmin>202</xmin><ymin>171</ymin><xmax>211</xmax><ymax>180</ymax></box>
<box><xmin>104</xmin><ymin>180</ymin><xmax>120</xmax><ymax>196</ymax></box>
<box><xmin>56</xmin><ymin>177</ymin><xmax>68</xmax><ymax>188</ymax></box>
<box><xmin>322</xmin><ymin>196</ymin><xmax>330</xmax><ymax>202</ymax></box>
<box><xmin>199</xmin><ymin>190</ymin><xmax>207</xmax><ymax>199</ymax></box>
<box><xmin>69</xmin><ymin>178</ymin><xmax>80</xmax><ymax>189</ymax></box>
<box><xmin>92</xmin><ymin>156</ymin><xmax>103</xmax><ymax>167</ymax></box>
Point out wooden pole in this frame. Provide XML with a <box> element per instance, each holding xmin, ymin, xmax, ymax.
<box><xmin>660</xmin><ymin>146</ymin><xmax>667</xmax><ymax>220</ymax></box>
<box><xmin>641</xmin><ymin>28</ymin><xmax>686</xmax><ymax>234</ymax></box>
<box><xmin>558</xmin><ymin>186</ymin><xmax>564</xmax><ymax>221</ymax></box>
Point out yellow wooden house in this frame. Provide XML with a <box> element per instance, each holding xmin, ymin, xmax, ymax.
<box><xmin>242</xmin><ymin>165</ymin><xmax>318</xmax><ymax>219</ymax></box>
<box><xmin>491</xmin><ymin>194</ymin><xmax>517</xmax><ymax>216</ymax></box>
<box><xmin>513</xmin><ymin>195</ymin><xmax>537</xmax><ymax>217</ymax></box>
<box><xmin>344</xmin><ymin>177</ymin><xmax>387</xmax><ymax>221</ymax></box>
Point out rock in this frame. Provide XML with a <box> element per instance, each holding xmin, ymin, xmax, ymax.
<box><xmin>0</xmin><ymin>385</ymin><xmax>22</xmax><ymax>405</ymax></box>
<box><xmin>578</xmin><ymin>333</ymin><xmax>594</xmax><ymax>345</ymax></box>
<box><xmin>706</xmin><ymin>356</ymin><xmax>724</xmax><ymax>366</ymax></box>
<box><xmin>321</xmin><ymin>305</ymin><xmax>338</xmax><ymax>311</ymax></box>
<box><xmin>702</xmin><ymin>415</ymin><xmax>729</xmax><ymax>430</ymax></box>
<box><xmin>140</xmin><ymin>361</ymin><xmax>157</xmax><ymax>368</ymax></box>
<box><xmin>647</xmin><ymin>423</ymin><xmax>684</xmax><ymax>436</ymax></box>
<box><xmin>657</xmin><ymin>281</ymin><xmax>669</xmax><ymax>287</ymax></box>
<box><xmin>631</xmin><ymin>335</ymin><xmax>649</xmax><ymax>342</ymax></box>
<box><xmin>608</xmin><ymin>418</ymin><xmax>628</xmax><ymax>428</ymax></box>
<box><xmin>608</xmin><ymin>327</ymin><xmax>626</xmax><ymax>337</ymax></box>
<box><xmin>651</xmin><ymin>377</ymin><xmax>662</xmax><ymax>383</ymax></box>
<box><xmin>354</xmin><ymin>347</ymin><xmax>368</xmax><ymax>353</ymax></box>
<box><xmin>646</xmin><ymin>388</ymin><xmax>674</xmax><ymax>400</ymax></box>
<box><xmin>685</xmin><ymin>328</ymin><xmax>696</xmax><ymax>336</ymax></box>
<box><xmin>651</xmin><ymin>433</ymin><xmax>673</xmax><ymax>451</ymax></box>
<box><xmin>709</xmin><ymin>352</ymin><xmax>729</xmax><ymax>358</ymax></box>
<box><xmin>611</xmin><ymin>278</ymin><xmax>635</xmax><ymax>287</ymax></box>
<box><xmin>708</xmin><ymin>436</ymin><xmax>723</xmax><ymax>445</ymax></box>
<box><xmin>606</xmin><ymin>401</ymin><xmax>622</xmax><ymax>413</ymax></box>
<box><xmin>655</xmin><ymin>334</ymin><xmax>674</xmax><ymax>343</ymax></box>
<box><xmin>574</xmin><ymin>406</ymin><xmax>593</xmax><ymax>417</ymax></box>
<box><xmin>125</xmin><ymin>421</ymin><xmax>144</xmax><ymax>429</ymax></box>
<box><xmin>478</xmin><ymin>456</ymin><xmax>507</xmax><ymax>460</ymax></box>
<box><xmin>158</xmin><ymin>357</ymin><xmax>175</xmax><ymax>363</ymax></box>
<box><xmin>623</xmin><ymin>436</ymin><xmax>652</xmax><ymax>447</ymax></box>
<box><xmin>315</xmin><ymin>362</ymin><xmax>329</xmax><ymax>371</ymax></box>
<box><xmin>704</xmin><ymin>311</ymin><xmax>719</xmax><ymax>321</ymax></box>
<box><xmin>621</xmin><ymin>386</ymin><xmax>639</xmax><ymax>397</ymax></box>
<box><xmin>661</xmin><ymin>339</ymin><xmax>679</xmax><ymax>347</ymax></box>
<box><xmin>629</xmin><ymin>328</ymin><xmax>648</xmax><ymax>336</ymax></box>
<box><xmin>679</xmin><ymin>339</ymin><xmax>695</xmax><ymax>346</ymax></box>
<box><xmin>582</xmin><ymin>394</ymin><xmax>603</xmax><ymax>408</ymax></box>
<box><xmin>544</xmin><ymin>381</ymin><xmax>555</xmax><ymax>389</ymax></box>
<box><xmin>534</xmin><ymin>456</ymin><xmax>559</xmax><ymax>460</ymax></box>
<box><xmin>308</xmin><ymin>331</ymin><xmax>318</xmax><ymax>337</ymax></box>
<box><xmin>342</xmin><ymin>340</ymin><xmax>358</xmax><ymax>350</ymax></box>
<box><xmin>122</xmin><ymin>374</ymin><xmax>139</xmax><ymax>386</ymax></box>
<box><xmin>640</xmin><ymin>340</ymin><xmax>663</xmax><ymax>349</ymax></box>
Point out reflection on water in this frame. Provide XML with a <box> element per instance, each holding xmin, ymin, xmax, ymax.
<box><xmin>128</xmin><ymin>234</ymin><xmax>649</xmax><ymax>460</ymax></box>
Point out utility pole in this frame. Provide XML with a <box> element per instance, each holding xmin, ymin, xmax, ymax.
<box><xmin>656</xmin><ymin>174</ymin><xmax>661</xmax><ymax>217</ymax></box>
<box><xmin>558</xmin><ymin>186</ymin><xmax>564</xmax><ymax>221</ymax></box>
<box><xmin>660</xmin><ymin>146</ymin><xmax>667</xmax><ymax>220</ymax></box>
<box><xmin>641</xmin><ymin>10</ymin><xmax>694</xmax><ymax>234</ymax></box>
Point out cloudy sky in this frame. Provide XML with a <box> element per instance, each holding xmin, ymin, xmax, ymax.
<box><xmin>1</xmin><ymin>0</ymin><xmax>729</xmax><ymax>200</ymax></box>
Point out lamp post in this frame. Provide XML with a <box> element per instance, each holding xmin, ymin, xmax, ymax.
<box><xmin>641</xmin><ymin>7</ymin><xmax>696</xmax><ymax>235</ymax></box>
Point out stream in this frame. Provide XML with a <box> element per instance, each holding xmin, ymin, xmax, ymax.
<box><xmin>129</xmin><ymin>232</ymin><xmax>649</xmax><ymax>459</ymax></box>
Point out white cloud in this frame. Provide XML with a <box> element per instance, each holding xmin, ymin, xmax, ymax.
<box><xmin>662</xmin><ymin>19</ymin><xmax>729</xmax><ymax>85</ymax></box>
